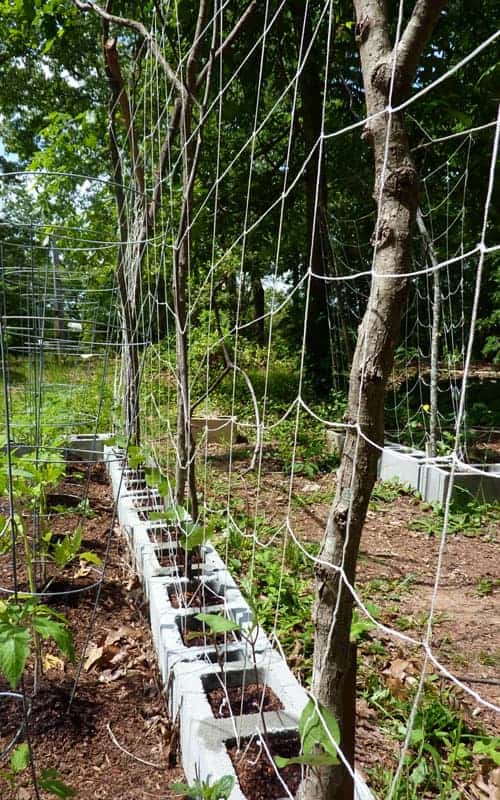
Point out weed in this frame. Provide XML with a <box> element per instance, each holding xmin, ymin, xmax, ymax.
<box><xmin>409</xmin><ymin>496</ymin><xmax>500</xmax><ymax>537</ymax></box>
<box><xmin>475</xmin><ymin>577</ymin><xmax>499</xmax><ymax>596</ymax></box>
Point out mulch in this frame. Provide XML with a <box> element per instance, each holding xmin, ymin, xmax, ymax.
<box><xmin>0</xmin><ymin>463</ymin><xmax>184</xmax><ymax>800</ymax></box>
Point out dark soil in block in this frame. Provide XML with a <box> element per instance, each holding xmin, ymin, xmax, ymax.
<box><xmin>158</xmin><ymin>550</ymin><xmax>202</xmax><ymax>571</ymax></box>
<box><xmin>179</xmin><ymin>615</ymin><xmax>241</xmax><ymax>648</ymax></box>
<box><xmin>149</xmin><ymin>525</ymin><xmax>182</xmax><ymax>545</ymax></box>
<box><xmin>47</xmin><ymin>492</ymin><xmax>82</xmax><ymax>511</ymax></box>
<box><xmin>125</xmin><ymin>479</ymin><xmax>147</xmax><ymax>490</ymax></box>
<box><xmin>207</xmin><ymin>682</ymin><xmax>283</xmax><ymax>718</ymax></box>
<box><xmin>168</xmin><ymin>580</ymin><xmax>224</xmax><ymax>609</ymax></box>
<box><xmin>227</xmin><ymin>731</ymin><xmax>301</xmax><ymax>799</ymax></box>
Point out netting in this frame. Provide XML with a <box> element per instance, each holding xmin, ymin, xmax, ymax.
<box><xmin>1</xmin><ymin>1</ymin><xmax>499</xmax><ymax>797</ymax></box>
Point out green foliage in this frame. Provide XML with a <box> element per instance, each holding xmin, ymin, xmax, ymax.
<box><xmin>171</xmin><ymin>774</ymin><xmax>234</xmax><ymax>799</ymax></box>
<box><xmin>0</xmin><ymin>597</ymin><xmax>75</xmax><ymax>688</ymax></box>
<box><xmin>1</xmin><ymin>744</ymin><xmax>76</xmax><ymax>799</ymax></box>
<box><xmin>194</xmin><ymin>612</ymin><xmax>240</xmax><ymax>636</ymax></box>
<box><xmin>39</xmin><ymin>769</ymin><xmax>77</xmax><ymax>798</ymax></box>
<box><xmin>275</xmin><ymin>698</ymin><xmax>340</xmax><ymax>768</ymax></box>
<box><xmin>9</xmin><ymin>743</ymin><xmax>30</xmax><ymax>774</ymax></box>
<box><xmin>49</xmin><ymin>526</ymin><xmax>102</xmax><ymax>569</ymax></box>
<box><xmin>350</xmin><ymin>602</ymin><xmax>380</xmax><ymax>643</ymax></box>
<box><xmin>408</xmin><ymin>496</ymin><xmax>500</xmax><ymax>537</ymax></box>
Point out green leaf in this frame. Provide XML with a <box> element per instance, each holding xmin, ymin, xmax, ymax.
<box><xmin>275</xmin><ymin>752</ymin><xmax>338</xmax><ymax>768</ymax></box>
<box><xmin>409</xmin><ymin>757</ymin><xmax>428</xmax><ymax>788</ymax></box>
<box><xmin>32</xmin><ymin>616</ymin><xmax>75</xmax><ymax>663</ymax></box>
<box><xmin>170</xmin><ymin>781</ymin><xmax>203</xmax><ymax>798</ymax></box>
<box><xmin>149</xmin><ymin>511</ymin><xmax>168</xmax><ymax>521</ymax></box>
<box><xmin>79</xmin><ymin>551</ymin><xmax>102</xmax><ymax>566</ymax></box>
<box><xmin>53</xmin><ymin>529</ymin><xmax>82</xmax><ymax>568</ymax></box>
<box><xmin>212</xmin><ymin>774</ymin><xmax>235</xmax><ymax>798</ymax></box>
<box><xmin>473</xmin><ymin>737</ymin><xmax>500</xmax><ymax>765</ymax></box>
<box><xmin>40</xmin><ymin>769</ymin><xmax>76</xmax><ymax>798</ymax></box>
<box><xmin>299</xmin><ymin>698</ymin><xmax>340</xmax><ymax>764</ymax></box>
<box><xmin>182</xmin><ymin>523</ymin><xmax>204</xmax><ymax>551</ymax></box>
<box><xmin>0</xmin><ymin>626</ymin><xmax>30</xmax><ymax>688</ymax></box>
<box><xmin>10</xmin><ymin>743</ymin><xmax>30</xmax><ymax>773</ymax></box>
<box><xmin>195</xmin><ymin>613</ymin><xmax>240</xmax><ymax>635</ymax></box>
<box><xmin>127</xmin><ymin>446</ymin><xmax>143</xmax><ymax>469</ymax></box>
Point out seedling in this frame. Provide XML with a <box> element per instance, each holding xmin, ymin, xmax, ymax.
<box><xmin>275</xmin><ymin>698</ymin><xmax>340</xmax><ymax>768</ymax></box>
<box><xmin>171</xmin><ymin>774</ymin><xmax>234</xmax><ymax>799</ymax></box>
<box><xmin>0</xmin><ymin>597</ymin><xmax>75</xmax><ymax>689</ymax></box>
<box><xmin>193</xmin><ymin>612</ymin><xmax>240</xmax><ymax>675</ymax></box>
<box><xmin>42</xmin><ymin>526</ymin><xmax>102</xmax><ymax>572</ymax></box>
<box><xmin>1</xmin><ymin>743</ymin><xmax>76</xmax><ymax>798</ymax></box>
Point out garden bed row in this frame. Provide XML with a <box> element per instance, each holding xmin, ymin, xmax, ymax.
<box><xmin>104</xmin><ymin>445</ymin><xmax>374</xmax><ymax>800</ymax></box>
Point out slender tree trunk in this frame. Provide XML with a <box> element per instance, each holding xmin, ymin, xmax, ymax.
<box><xmin>174</xmin><ymin>0</ymin><xmax>210</xmax><ymax>518</ymax></box>
<box><xmin>252</xmin><ymin>276</ymin><xmax>265</xmax><ymax>345</ymax></box>
<box><xmin>417</xmin><ymin>210</ymin><xmax>440</xmax><ymax>457</ymax></box>
<box><xmin>291</xmin><ymin>1</ymin><xmax>332</xmax><ymax>390</ymax></box>
<box><xmin>303</xmin><ymin>2</ymin><xmax>445</xmax><ymax>797</ymax></box>
<box><xmin>173</xmin><ymin>111</ymin><xmax>195</xmax><ymax>512</ymax></box>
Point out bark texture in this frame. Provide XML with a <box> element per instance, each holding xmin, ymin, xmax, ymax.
<box><xmin>303</xmin><ymin>2</ymin><xmax>446</xmax><ymax>798</ymax></box>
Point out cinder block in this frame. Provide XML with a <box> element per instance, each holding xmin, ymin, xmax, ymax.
<box><xmin>191</xmin><ymin>416</ymin><xmax>237</xmax><ymax>444</ymax></box>
<box><xmin>419</xmin><ymin>460</ymin><xmax>500</xmax><ymax>505</ymax></box>
<box><xmin>65</xmin><ymin>432</ymin><xmax>110</xmax><ymax>463</ymax></box>
<box><xmin>377</xmin><ymin>443</ymin><xmax>426</xmax><ymax>489</ymax></box>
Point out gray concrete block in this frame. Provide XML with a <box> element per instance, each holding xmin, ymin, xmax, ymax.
<box><xmin>191</xmin><ymin>416</ymin><xmax>237</xmax><ymax>444</ymax></box>
<box><xmin>65</xmin><ymin>432</ymin><xmax>110</xmax><ymax>463</ymax></box>
<box><xmin>419</xmin><ymin>460</ymin><xmax>500</xmax><ymax>505</ymax></box>
<box><xmin>378</xmin><ymin>443</ymin><xmax>426</xmax><ymax>489</ymax></box>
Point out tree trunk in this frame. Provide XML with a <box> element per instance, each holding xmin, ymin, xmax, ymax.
<box><xmin>291</xmin><ymin>1</ymin><xmax>332</xmax><ymax>391</ymax></box>
<box><xmin>252</xmin><ymin>276</ymin><xmax>265</xmax><ymax>345</ymax></box>
<box><xmin>174</xmin><ymin>0</ymin><xmax>211</xmax><ymax>518</ymax></box>
<box><xmin>303</xmin><ymin>2</ymin><xmax>445</xmax><ymax>797</ymax></box>
<box><xmin>417</xmin><ymin>210</ymin><xmax>440</xmax><ymax>457</ymax></box>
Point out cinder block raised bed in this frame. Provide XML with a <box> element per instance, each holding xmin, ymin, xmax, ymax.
<box><xmin>103</xmin><ymin>444</ymin><xmax>374</xmax><ymax>800</ymax></box>
<box><xmin>191</xmin><ymin>416</ymin><xmax>237</xmax><ymax>444</ymax></box>
<box><xmin>377</xmin><ymin>442</ymin><xmax>426</xmax><ymax>489</ymax></box>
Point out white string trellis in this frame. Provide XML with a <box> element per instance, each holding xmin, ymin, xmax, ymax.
<box><xmin>1</xmin><ymin>2</ymin><xmax>499</xmax><ymax>798</ymax></box>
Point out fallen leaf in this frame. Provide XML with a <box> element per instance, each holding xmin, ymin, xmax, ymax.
<box><xmin>104</xmin><ymin>626</ymin><xmax>136</xmax><ymax>647</ymax></box>
<box><xmin>74</xmin><ymin>564</ymin><xmax>92</xmax><ymax>579</ymax></box>
<box><xmin>84</xmin><ymin>643</ymin><xmax>104</xmax><ymax>672</ymax></box>
<box><xmin>98</xmin><ymin>667</ymin><xmax>126</xmax><ymax>683</ymax></box>
<box><xmin>43</xmin><ymin>653</ymin><xmax>65</xmax><ymax>672</ymax></box>
<box><xmin>382</xmin><ymin>658</ymin><xmax>418</xmax><ymax>698</ymax></box>
<box><xmin>490</xmin><ymin>768</ymin><xmax>500</xmax><ymax>800</ymax></box>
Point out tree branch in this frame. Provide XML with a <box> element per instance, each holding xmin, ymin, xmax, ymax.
<box><xmin>195</xmin><ymin>0</ymin><xmax>257</xmax><ymax>90</ymax></box>
<box><xmin>186</xmin><ymin>0</ymin><xmax>209</xmax><ymax>92</ymax></box>
<box><xmin>71</xmin><ymin>0</ymin><xmax>186</xmax><ymax>98</ymax></box>
<box><xmin>190</xmin><ymin>366</ymin><xmax>230</xmax><ymax>415</ymax></box>
<box><xmin>396</xmin><ymin>0</ymin><xmax>447</xmax><ymax>90</ymax></box>
<box><xmin>147</xmin><ymin>97</ymin><xmax>182</xmax><ymax>227</ymax></box>
<box><xmin>212</xmin><ymin>295</ymin><xmax>261</xmax><ymax>471</ymax></box>
<box><xmin>104</xmin><ymin>37</ymin><xmax>146</xmax><ymax>203</ymax></box>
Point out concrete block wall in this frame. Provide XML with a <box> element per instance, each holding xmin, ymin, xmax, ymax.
<box><xmin>378</xmin><ymin>443</ymin><xmax>500</xmax><ymax>504</ymax></box>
